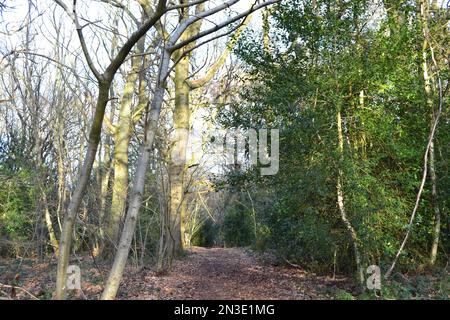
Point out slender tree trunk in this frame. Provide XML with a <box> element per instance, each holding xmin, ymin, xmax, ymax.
<box><xmin>429</xmin><ymin>140</ymin><xmax>440</xmax><ymax>265</ymax></box>
<box><xmin>105</xmin><ymin>43</ymin><xmax>144</xmax><ymax>258</ymax></box>
<box><xmin>101</xmin><ymin>52</ymin><xmax>171</xmax><ymax>300</ymax></box>
<box><xmin>169</xmin><ymin>52</ymin><xmax>190</xmax><ymax>253</ymax></box>
<box><xmin>336</xmin><ymin>107</ymin><xmax>364</xmax><ymax>286</ymax></box>
<box><xmin>420</xmin><ymin>0</ymin><xmax>441</xmax><ymax>265</ymax></box>
<box><xmin>96</xmin><ymin>108</ymin><xmax>114</xmax><ymax>257</ymax></box>
<box><xmin>55</xmin><ymin>128</ymin><xmax>67</xmax><ymax>233</ymax></box>
<box><xmin>55</xmin><ymin>81</ymin><xmax>111</xmax><ymax>299</ymax></box>
<box><xmin>43</xmin><ymin>192</ymin><xmax>59</xmax><ymax>255</ymax></box>
<box><xmin>53</xmin><ymin>64</ymin><xmax>67</xmax><ymax>234</ymax></box>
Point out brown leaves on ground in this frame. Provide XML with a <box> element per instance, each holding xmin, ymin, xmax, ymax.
<box><xmin>118</xmin><ymin>247</ymin><xmax>349</xmax><ymax>300</ymax></box>
<box><xmin>0</xmin><ymin>247</ymin><xmax>351</xmax><ymax>300</ymax></box>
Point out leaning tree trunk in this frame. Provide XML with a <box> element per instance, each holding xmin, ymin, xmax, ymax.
<box><xmin>55</xmin><ymin>81</ymin><xmax>111</xmax><ymax>299</ymax></box>
<box><xmin>105</xmin><ymin>39</ymin><xmax>145</xmax><ymax>259</ymax></box>
<box><xmin>336</xmin><ymin>106</ymin><xmax>364</xmax><ymax>286</ymax></box>
<box><xmin>429</xmin><ymin>140</ymin><xmax>440</xmax><ymax>265</ymax></box>
<box><xmin>101</xmin><ymin>52</ymin><xmax>171</xmax><ymax>300</ymax></box>
<box><xmin>53</xmin><ymin>0</ymin><xmax>168</xmax><ymax>298</ymax></box>
<box><xmin>420</xmin><ymin>2</ymin><xmax>441</xmax><ymax>265</ymax></box>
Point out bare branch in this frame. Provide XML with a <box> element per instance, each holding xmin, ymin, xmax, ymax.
<box><xmin>73</xmin><ymin>0</ymin><xmax>103</xmax><ymax>81</ymax></box>
<box><xmin>166</xmin><ymin>0</ymin><xmax>210</xmax><ymax>12</ymax></box>
<box><xmin>169</xmin><ymin>0</ymin><xmax>280</xmax><ymax>52</ymax></box>
<box><xmin>103</xmin><ymin>0</ymin><xmax>168</xmax><ymax>80</ymax></box>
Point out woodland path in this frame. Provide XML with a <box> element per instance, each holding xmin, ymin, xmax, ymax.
<box><xmin>122</xmin><ymin>247</ymin><xmax>350</xmax><ymax>300</ymax></box>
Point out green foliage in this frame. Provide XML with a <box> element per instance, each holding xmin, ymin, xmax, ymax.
<box><xmin>334</xmin><ymin>289</ymin><xmax>356</xmax><ymax>300</ymax></box>
<box><xmin>222</xmin><ymin>204</ymin><xmax>255</xmax><ymax>247</ymax></box>
<box><xmin>192</xmin><ymin>218</ymin><xmax>217</xmax><ymax>248</ymax></box>
<box><xmin>359</xmin><ymin>274</ymin><xmax>450</xmax><ymax>300</ymax></box>
<box><xmin>216</xmin><ymin>0</ymin><xmax>449</xmax><ymax>278</ymax></box>
<box><xmin>0</xmin><ymin>168</ymin><xmax>36</xmax><ymax>255</ymax></box>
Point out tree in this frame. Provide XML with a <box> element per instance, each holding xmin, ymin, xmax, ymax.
<box><xmin>101</xmin><ymin>0</ymin><xmax>280</xmax><ymax>299</ymax></box>
<box><xmin>168</xmin><ymin>2</ymin><xmax>253</xmax><ymax>254</ymax></box>
<box><xmin>53</xmin><ymin>0</ymin><xmax>168</xmax><ymax>300</ymax></box>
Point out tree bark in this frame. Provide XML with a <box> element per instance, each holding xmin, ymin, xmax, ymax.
<box><xmin>429</xmin><ymin>139</ymin><xmax>440</xmax><ymax>265</ymax></box>
<box><xmin>419</xmin><ymin>0</ymin><xmax>441</xmax><ymax>266</ymax></box>
<box><xmin>54</xmin><ymin>0</ymin><xmax>168</xmax><ymax>299</ymax></box>
<box><xmin>168</xmin><ymin>5</ymin><xmax>252</xmax><ymax>252</ymax></box>
<box><xmin>101</xmin><ymin>51</ymin><xmax>171</xmax><ymax>299</ymax></box>
<box><xmin>169</xmin><ymin>52</ymin><xmax>190</xmax><ymax>253</ymax></box>
<box><xmin>55</xmin><ymin>81</ymin><xmax>111</xmax><ymax>299</ymax></box>
<box><xmin>105</xmin><ymin>37</ymin><xmax>146</xmax><ymax>259</ymax></box>
<box><xmin>336</xmin><ymin>107</ymin><xmax>364</xmax><ymax>286</ymax></box>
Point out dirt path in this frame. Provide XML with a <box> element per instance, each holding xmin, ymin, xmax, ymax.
<box><xmin>121</xmin><ymin>247</ymin><xmax>350</xmax><ymax>300</ymax></box>
<box><xmin>0</xmin><ymin>247</ymin><xmax>352</xmax><ymax>299</ymax></box>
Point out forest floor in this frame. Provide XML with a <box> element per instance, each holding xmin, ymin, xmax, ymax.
<box><xmin>0</xmin><ymin>246</ymin><xmax>353</xmax><ymax>300</ymax></box>
<box><xmin>1</xmin><ymin>246</ymin><xmax>447</xmax><ymax>300</ymax></box>
<box><xmin>119</xmin><ymin>247</ymin><xmax>352</xmax><ymax>300</ymax></box>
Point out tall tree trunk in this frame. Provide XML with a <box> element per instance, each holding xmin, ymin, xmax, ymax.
<box><xmin>165</xmin><ymin>2</ymin><xmax>205</xmax><ymax>255</ymax></box>
<box><xmin>101</xmin><ymin>51</ymin><xmax>171</xmax><ymax>299</ymax></box>
<box><xmin>420</xmin><ymin>0</ymin><xmax>441</xmax><ymax>266</ymax></box>
<box><xmin>96</xmin><ymin>99</ymin><xmax>114</xmax><ymax>257</ymax></box>
<box><xmin>336</xmin><ymin>107</ymin><xmax>364</xmax><ymax>286</ymax></box>
<box><xmin>53</xmin><ymin>0</ymin><xmax>168</xmax><ymax>299</ymax></box>
<box><xmin>169</xmin><ymin>51</ymin><xmax>190</xmax><ymax>253</ymax></box>
<box><xmin>55</xmin><ymin>81</ymin><xmax>111</xmax><ymax>299</ymax></box>
<box><xmin>168</xmin><ymin>7</ymin><xmax>252</xmax><ymax>252</ymax></box>
<box><xmin>55</xmin><ymin>123</ymin><xmax>67</xmax><ymax>234</ymax></box>
<box><xmin>105</xmin><ymin>38</ymin><xmax>145</xmax><ymax>258</ymax></box>
<box><xmin>429</xmin><ymin>140</ymin><xmax>440</xmax><ymax>265</ymax></box>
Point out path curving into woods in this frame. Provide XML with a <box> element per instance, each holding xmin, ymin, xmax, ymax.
<box><xmin>121</xmin><ymin>247</ymin><xmax>350</xmax><ymax>300</ymax></box>
<box><xmin>0</xmin><ymin>246</ymin><xmax>351</xmax><ymax>300</ymax></box>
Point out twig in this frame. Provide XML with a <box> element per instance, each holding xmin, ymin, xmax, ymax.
<box><xmin>284</xmin><ymin>258</ymin><xmax>302</xmax><ymax>269</ymax></box>
<box><xmin>0</xmin><ymin>283</ymin><xmax>40</xmax><ymax>300</ymax></box>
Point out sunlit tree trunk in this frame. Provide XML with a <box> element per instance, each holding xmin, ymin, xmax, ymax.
<box><xmin>102</xmin><ymin>50</ymin><xmax>171</xmax><ymax>299</ymax></box>
<box><xmin>167</xmin><ymin>3</ymin><xmax>204</xmax><ymax>253</ymax></box>
<box><xmin>169</xmin><ymin>6</ymin><xmax>252</xmax><ymax>253</ymax></box>
<box><xmin>170</xmin><ymin>52</ymin><xmax>190</xmax><ymax>253</ymax></box>
<box><xmin>105</xmin><ymin>36</ymin><xmax>146</xmax><ymax>258</ymax></box>
<box><xmin>336</xmin><ymin>106</ymin><xmax>364</xmax><ymax>286</ymax></box>
<box><xmin>419</xmin><ymin>0</ymin><xmax>441</xmax><ymax>266</ymax></box>
<box><xmin>54</xmin><ymin>0</ymin><xmax>168</xmax><ymax>299</ymax></box>
<box><xmin>55</xmin><ymin>81</ymin><xmax>111</xmax><ymax>299</ymax></box>
<box><xmin>96</xmin><ymin>95</ymin><xmax>114</xmax><ymax>257</ymax></box>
